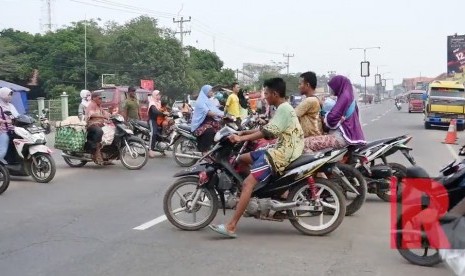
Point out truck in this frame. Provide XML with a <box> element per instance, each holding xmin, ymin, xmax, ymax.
<box><xmin>424</xmin><ymin>80</ymin><xmax>465</xmax><ymax>130</ymax></box>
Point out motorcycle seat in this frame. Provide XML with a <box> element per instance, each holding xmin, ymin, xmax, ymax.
<box><xmin>177</xmin><ymin>124</ymin><xmax>191</xmax><ymax>132</ymax></box>
<box><xmin>353</xmin><ymin>136</ymin><xmax>402</xmax><ymax>152</ymax></box>
<box><xmin>284</xmin><ymin>149</ymin><xmax>332</xmax><ymax>171</ymax></box>
<box><xmin>135</xmin><ymin>120</ymin><xmax>149</xmax><ymax>129</ymax></box>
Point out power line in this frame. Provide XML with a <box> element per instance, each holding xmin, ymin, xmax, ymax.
<box><xmin>283</xmin><ymin>53</ymin><xmax>294</xmax><ymax>75</ymax></box>
<box><xmin>173</xmin><ymin>16</ymin><xmax>191</xmax><ymax>48</ymax></box>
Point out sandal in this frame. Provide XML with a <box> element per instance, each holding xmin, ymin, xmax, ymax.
<box><xmin>208</xmin><ymin>224</ymin><xmax>237</xmax><ymax>238</ymax></box>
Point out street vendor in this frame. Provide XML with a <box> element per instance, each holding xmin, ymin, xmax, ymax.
<box><xmin>85</xmin><ymin>91</ymin><xmax>110</xmax><ymax>165</ymax></box>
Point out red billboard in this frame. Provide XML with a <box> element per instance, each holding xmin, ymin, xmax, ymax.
<box><xmin>447</xmin><ymin>34</ymin><xmax>465</xmax><ymax>75</ymax></box>
<box><xmin>140</xmin><ymin>80</ymin><xmax>154</xmax><ymax>91</ymax></box>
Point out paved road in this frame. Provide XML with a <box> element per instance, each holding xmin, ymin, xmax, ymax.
<box><xmin>0</xmin><ymin>100</ymin><xmax>460</xmax><ymax>276</ymax></box>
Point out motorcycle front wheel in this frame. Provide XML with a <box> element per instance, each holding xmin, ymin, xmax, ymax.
<box><xmin>0</xmin><ymin>164</ymin><xmax>10</xmax><ymax>195</ymax></box>
<box><xmin>120</xmin><ymin>139</ymin><xmax>148</xmax><ymax>170</ymax></box>
<box><xmin>30</xmin><ymin>152</ymin><xmax>56</xmax><ymax>183</ymax></box>
<box><xmin>172</xmin><ymin>137</ymin><xmax>199</xmax><ymax>167</ymax></box>
<box><xmin>163</xmin><ymin>176</ymin><xmax>219</xmax><ymax>231</ymax></box>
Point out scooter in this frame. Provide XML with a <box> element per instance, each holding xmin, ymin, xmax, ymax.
<box><xmin>396</xmin><ymin>102</ymin><xmax>402</xmax><ymax>111</ymax></box>
<box><xmin>4</xmin><ymin>112</ymin><xmax>56</xmax><ymax>183</ymax></box>
<box><xmin>35</xmin><ymin>108</ymin><xmax>51</xmax><ymax>134</ymax></box>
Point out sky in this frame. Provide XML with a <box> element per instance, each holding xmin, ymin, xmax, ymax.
<box><xmin>1</xmin><ymin>0</ymin><xmax>463</xmax><ymax>88</ymax></box>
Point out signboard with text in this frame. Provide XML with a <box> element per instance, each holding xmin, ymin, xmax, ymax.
<box><xmin>447</xmin><ymin>34</ymin><xmax>465</xmax><ymax>74</ymax></box>
<box><xmin>140</xmin><ymin>80</ymin><xmax>154</xmax><ymax>91</ymax></box>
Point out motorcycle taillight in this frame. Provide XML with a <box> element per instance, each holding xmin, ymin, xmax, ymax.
<box><xmin>199</xmin><ymin>171</ymin><xmax>209</xmax><ymax>186</ymax></box>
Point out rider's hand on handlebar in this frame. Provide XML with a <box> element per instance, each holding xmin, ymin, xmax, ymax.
<box><xmin>229</xmin><ymin>134</ymin><xmax>242</xmax><ymax>143</ymax></box>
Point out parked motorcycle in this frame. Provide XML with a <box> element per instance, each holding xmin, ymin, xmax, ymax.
<box><xmin>0</xmin><ymin>161</ymin><xmax>10</xmax><ymax>195</ymax></box>
<box><xmin>4</xmin><ymin>112</ymin><xmax>55</xmax><ymax>183</ymax></box>
<box><xmin>163</xmin><ymin>125</ymin><xmax>347</xmax><ymax>235</ymax></box>
<box><xmin>342</xmin><ymin>134</ymin><xmax>415</xmax><ymax>201</ymax></box>
<box><xmin>394</xmin><ymin>159</ymin><xmax>465</xmax><ymax>267</ymax></box>
<box><xmin>35</xmin><ymin>108</ymin><xmax>51</xmax><ymax>134</ymax></box>
<box><xmin>62</xmin><ymin>114</ymin><xmax>148</xmax><ymax>170</ymax></box>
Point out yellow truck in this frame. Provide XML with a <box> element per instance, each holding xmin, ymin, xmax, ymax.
<box><xmin>424</xmin><ymin>80</ymin><xmax>465</xmax><ymax>130</ymax></box>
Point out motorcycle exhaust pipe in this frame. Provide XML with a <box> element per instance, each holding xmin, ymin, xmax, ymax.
<box><xmin>61</xmin><ymin>152</ymin><xmax>91</xmax><ymax>162</ymax></box>
<box><xmin>173</xmin><ymin>153</ymin><xmax>202</xmax><ymax>159</ymax></box>
<box><xmin>270</xmin><ymin>201</ymin><xmax>301</xmax><ymax>212</ymax></box>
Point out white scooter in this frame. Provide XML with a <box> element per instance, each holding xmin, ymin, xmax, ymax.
<box><xmin>396</xmin><ymin>101</ymin><xmax>402</xmax><ymax>111</ymax></box>
<box><xmin>4</xmin><ymin>112</ymin><xmax>56</xmax><ymax>183</ymax></box>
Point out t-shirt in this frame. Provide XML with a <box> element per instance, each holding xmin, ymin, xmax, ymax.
<box><xmin>225</xmin><ymin>93</ymin><xmax>241</xmax><ymax>118</ymax></box>
<box><xmin>123</xmin><ymin>98</ymin><xmax>140</xmax><ymax>120</ymax></box>
<box><xmin>262</xmin><ymin>102</ymin><xmax>304</xmax><ymax>173</ymax></box>
<box><xmin>295</xmin><ymin>97</ymin><xmax>323</xmax><ymax>137</ymax></box>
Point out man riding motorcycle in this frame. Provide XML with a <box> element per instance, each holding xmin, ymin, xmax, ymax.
<box><xmin>208</xmin><ymin>77</ymin><xmax>305</xmax><ymax>238</ymax></box>
<box><xmin>85</xmin><ymin>91</ymin><xmax>110</xmax><ymax>165</ymax></box>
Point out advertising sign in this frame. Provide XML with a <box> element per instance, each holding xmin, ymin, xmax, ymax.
<box><xmin>140</xmin><ymin>80</ymin><xmax>154</xmax><ymax>91</ymax></box>
<box><xmin>447</xmin><ymin>34</ymin><xmax>465</xmax><ymax>74</ymax></box>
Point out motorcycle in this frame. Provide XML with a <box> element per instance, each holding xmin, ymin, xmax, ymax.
<box><xmin>394</xmin><ymin>159</ymin><xmax>465</xmax><ymax>267</ymax></box>
<box><xmin>4</xmin><ymin>112</ymin><xmax>56</xmax><ymax>183</ymax></box>
<box><xmin>35</xmin><ymin>108</ymin><xmax>51</xmax><ymax>134</ymax></box>
<box><xmin>61</xmin><ymin>114</ymin><xmax>148</xmax><ymax>170</ymax></box>
<box><xmin>0</xmin><ymin>160</ymin><xmax>10</xmax><ymax>195</ymax></box>
<box><xmin>171</xmin><ymin>114</ymin><xmax>260</xmax><ymax>167</ymax></box>
<box><xmin>342</xmin><ymin>134</ymin><xmax>415</xmax><ymax>202</ymax></box>
<box><xmin>396</xmin><ymin>102</ymin><xmax>402</xmax><ymax>111</ymax></box>
<box><xmin>163</xmin><ymin>125</ymin><xmax>347</xmax><ymax>235</ymax></box>
<box><xmin>129</xmin><ymin>111</ymin><xmax>183</xmax><ymax>155</ymax></box>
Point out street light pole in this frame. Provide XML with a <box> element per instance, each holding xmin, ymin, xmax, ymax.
<box><xmin>349</xmin><ymin>47</ymin><xmax>381</xmax><ymax>104</ymax></box>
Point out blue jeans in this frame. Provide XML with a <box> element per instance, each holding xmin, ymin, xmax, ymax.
<box><xmin>0</xmin><ymin>132</ymin><xmax>9</xmax><ymax>160</ymax></box>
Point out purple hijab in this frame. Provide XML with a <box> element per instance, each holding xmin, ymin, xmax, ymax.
<box><xmin>325</xmin><ymin>75</ymin><xmax>366</xmax><ymax>145</ymax></box>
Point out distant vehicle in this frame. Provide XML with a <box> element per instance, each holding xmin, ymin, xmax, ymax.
<box><xmin>424</xmin><ymin>81</ymin><xmax>465</xmax><ymax>130</ymax></box>
<box><xmin>289</xmin><ymin>95</ymin><xmax>303</xmax><ymax>108</ymax></box>
<box><xmin>95</xmin><ymin>86</ymin><xmax>151</xmax><ymax>121</ymax></box>
<box><xmin>407</xmin><ymin>90</ymin><xmax>426</xmax><ymax>113</ymax></box>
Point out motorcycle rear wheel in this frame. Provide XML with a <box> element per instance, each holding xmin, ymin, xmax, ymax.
<box><xmin>0</xmin><ymin>164</ymin><xmax>10</xmax><ymax>195</ymax></box>
<box><xmin>287</xmin><ymin>178</ymin><xmax>346</xmax><ymax>236</ymax></box>
<box><xmin>63</xmin><ymin>156</ymin><xmax>87</xmax><ymax>167</ymax></box>
<box><xmin>120</xmin><ymin>140</ymin><xmax>148</xmax><ymax>170</ymax></box>
<box><xmin>330</xmin><ymin>163</ymin><xmax>367</xmax><ymax>216</ymax></box>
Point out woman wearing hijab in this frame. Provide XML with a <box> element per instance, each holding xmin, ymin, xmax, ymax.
<box><xmin>78</xmin><ymin>90</ymin><xmax>91</xmax><ymax>121</ymax></box>
<box><xmin>147</xmin><ymin>90</ymin><xmax>168</xmax><ymax>158</ymax></box>
<box><xmin>303</xmin><ymin>75</ymin><xmax>365</xmax><ymax>153</ymax></box>
<box><xmin>238</xmin><ymin>89</ymin><xmax>249</xmax><ymax>120</ymax></box>
<box><xmin>191</xmin><ymin>85</ymin><xmax>224</xmax><ymax>154</ymax></box>
<box><xmin>0</xmin><ymin>87</ymin><xmax>19</xmax><ymax>160</ymax></box>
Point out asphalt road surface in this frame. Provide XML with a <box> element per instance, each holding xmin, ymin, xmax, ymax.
<box><xmin>0</xmin><ymin>100</ymin><xmax>460</xmax><ymax>276</ymax></box>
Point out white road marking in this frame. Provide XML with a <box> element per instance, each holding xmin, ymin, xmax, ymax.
<box><xmin>446</xmin><ymin>144</ymin><xmax>460</xmax><ymax>160</ymax></box>
<box><xmin>362</xmin><ymin>123</ymin><xmax>367</xmax><ymax>127</ymax></box>
<box><xmin>371</xmin><ymin>118</ymin><xmax>379</xmax><ymax>122</ymax></box>
<box><xmin>133</xmin><ymin>215</ymin><xmax>167</xmax><ymax>230</ymax></box>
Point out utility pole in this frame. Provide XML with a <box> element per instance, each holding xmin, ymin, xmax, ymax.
<box><xmin>349</xmin><ymin>46</ymin><xmax>381</xmax><ymax>104</ymax></box>
<box><xmin>173</xmin><ymin>16</ymin><xmax>191</xmax><ymax>47</ymax></box>
<box><xmin>41</xmin><ymin>0</ymin><xmax>54</xmax><ymax>32</ymax></box>
<box><xmin>283</xmin><ymin>53</ymin><xmax>294</xmax><ymax>75</ymax></box>
<box><xmin>236</xmin><ymin>69</ymin><xmax>239</xmax><ymax>80</ymax></box>
<box><xmin>84</xmin><ymin>15</ymin><xmax>87</xmax><ymax>90</ymax></box>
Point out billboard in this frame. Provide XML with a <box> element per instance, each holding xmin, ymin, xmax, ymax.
<box><xmin>447</xmin><ymin>34</ymin><xmax>465</xmax><ymax>74</ymax></box>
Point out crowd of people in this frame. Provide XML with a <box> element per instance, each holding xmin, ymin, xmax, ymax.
<box><xmin>72</xmin><ymin>73</ymin><xmax>366</xmax><ymax>238</ymax></box>
<box><xmin>180</xmin><ymin>73</ymin><xmax>367</xmax><ymax>238</ymax></box>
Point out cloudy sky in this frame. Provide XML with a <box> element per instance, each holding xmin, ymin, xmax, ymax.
<box><xmin>1</xmin><ymin>0</ymin><xmax>462</xmax><ymax>87</ymax></box>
